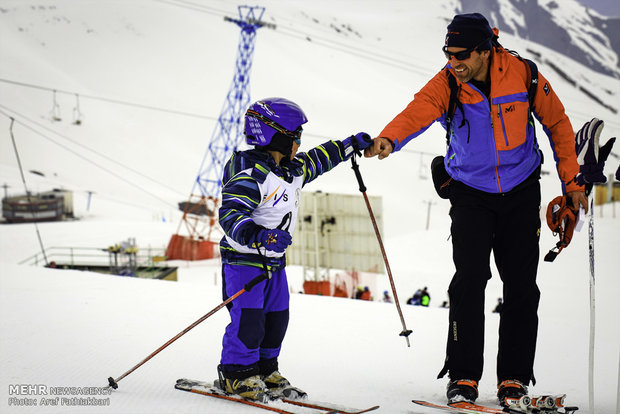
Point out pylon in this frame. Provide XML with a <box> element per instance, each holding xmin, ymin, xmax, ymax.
<box><xmin>166</xmin><ymin>6</ymin><xmax>275</xmax><ymax>261</ymax></box>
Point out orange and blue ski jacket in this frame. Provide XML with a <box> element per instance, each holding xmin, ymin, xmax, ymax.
<box><xmin>379</xmin><ymin>47</ymin><xmax>582</xmax><ymax>194</ymax></box>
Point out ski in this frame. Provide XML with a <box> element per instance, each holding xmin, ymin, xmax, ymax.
<box><xmin>413</xmin><ymin>400</ymin><xmax>503</xmax><ymax>414</ymax></box>
<box><xmin>176</xmin><ymin>378</ymin><xmax>379</xmax><ymax>414</ymax></box>
<box><xmin>413</xmin><ymin>398</ymin><xmax>578</xmax><ymax>414</ymax></box>
<box><xmin>176</xmin><ymin>382</ymin><xmax>296</xmax><ymax>414</ymax></box>
<box><xmin>281</xmin><ymin>398</ymin><xmax>379</xmax><ymax>413</ymax></box>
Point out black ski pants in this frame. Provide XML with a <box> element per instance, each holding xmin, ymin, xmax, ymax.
<box><xmin>440</xmin><ymin>177</ymin><xmax>541</xmax><ymax>385</ymax></box>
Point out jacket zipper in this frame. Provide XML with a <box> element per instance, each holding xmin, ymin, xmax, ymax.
<box><xmin>498</xmin><ymin>104</ymin><xmax>509</xmax><ymax>146</ymax></box>
<box><xmin>494</xmin><ymin>104</ymin><xmax>504</xmax><ymax>193</ymax></box>
<box><xmin>477</xmin><ymin>87</ymin><xmax>503</xmax><ymax>193</ymax></box>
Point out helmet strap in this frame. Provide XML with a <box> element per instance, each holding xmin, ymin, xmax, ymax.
<box><xmin>256</xmin><ymin>132</ymin><xmax>294</xmax><ymax>158</ymax></box>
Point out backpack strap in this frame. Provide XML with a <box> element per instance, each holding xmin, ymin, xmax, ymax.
<box><xmin>523</xmin><ymin>58</ymin><xmax>538</xmax><ymax>113</ymax></box>
<box><xmin>444</xmin><ymin>57</ymin><xmax>539</xmax><ymax>151</ymax></box>
<box><xmin>445</xmin><ymin>68</ymin><xmax>460</xmax><ymax>147</ymax></box>
<box><xmin>522</xmin><ymin>58</ymin><xmax>544</xmax><ymax>164</ymax></box>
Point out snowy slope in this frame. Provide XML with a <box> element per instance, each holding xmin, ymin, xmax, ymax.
<box><xmin>0</xmin><ymin>203</ymin><xmax>618</xmax><ymax>414</ymax></box>
<box><xmin>1</xmin><ymin>1</ymin><xmax>620</xmax><ymax>413</ymax></box>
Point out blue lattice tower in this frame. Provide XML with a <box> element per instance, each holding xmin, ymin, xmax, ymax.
<box><xmin>167</xmin><ymin>5</ymin><xmax>275</xmax><ymax>260</ymax></box>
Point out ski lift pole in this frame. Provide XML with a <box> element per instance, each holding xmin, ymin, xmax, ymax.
<box><xmin>350</xmin><ymin>152</ymin><xmax>413</xmax><ymax>347</ymax></box>
<box><xmin>107</xmin><ymin>269</ymin><xmax>271</xmax><ymax>389</ymax></box>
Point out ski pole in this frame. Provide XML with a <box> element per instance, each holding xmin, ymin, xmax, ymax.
<box><xmin>107</xmin><ymin>269</ymin><xmax>271</xmax><ymax>389</ymax></box>
<box><xmin>350</xmin><ymin>152</ymin><xmax>413</xmax><ymax>347</ymax></box>
<box><xmin>587</xmin><ymin>197</ymin><xmax>595</xmax><ymax>414</ymax></box>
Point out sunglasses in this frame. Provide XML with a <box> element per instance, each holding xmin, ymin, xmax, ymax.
<box><xmin>442</xmin><ymin>38</ymin><xmax>490</xmax><ymax>61</ymax></box>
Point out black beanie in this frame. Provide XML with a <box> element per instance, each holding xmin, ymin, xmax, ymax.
<box><xmin>445</xmin><ymin>13</ymin><xmax>493</xmax><ymax>50</ymax></box>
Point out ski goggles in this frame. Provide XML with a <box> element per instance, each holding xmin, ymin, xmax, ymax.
<box><xmin>246</xmin><ymin>109</ymin><xmax>303</xmax><ymax>142</ymax></box>
<box><xmin>442</xmin><ymin>38</ymin><xmax>491</xmax><ymax>61</ymax></box>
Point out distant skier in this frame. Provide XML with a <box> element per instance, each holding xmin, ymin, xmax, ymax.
<box><xmin>420</xmin><ymin>287</ymin><xmax>430</xmax><ymax>307</ymax></box>
<box><xmin>360</xmin><ymin>286</ymin><xmax>371</xmax><ymax>301</ymax></box>
<box><xmin>407</xmin><ymin>289</ymin><xmax>422</xmax><ymax>305</ymax></box>
<box><xmin>364</xmin><ymin>12</ymin><xmax>588</xmax><ymax>407</ymax></box>
<box><xmin>382</xmin><ymin>290</ymin><xmax>393</xmax><ymax>303</ymax></box>
<box><xmin>492</xmin><ymin>298</ymin><xmax>504</xmax><ymax>314</ymax></box>
<box><xmin>354</xmin><ymin>286</ymin><xmax>364</xmax><ymax>299</ymax></box>
<box><xmin>217</xmin><ymin>97</ymin><xmax>372</xmax><ymax>401</ymax></box>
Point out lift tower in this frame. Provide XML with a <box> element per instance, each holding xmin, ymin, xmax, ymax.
<box><xmin>167</xmin><ymin>6</ymin><xmax>275</xmax><ymax>260</ymax></box>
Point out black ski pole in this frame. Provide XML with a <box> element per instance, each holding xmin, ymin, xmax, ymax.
<box><xmin>107</xmin><ymin>269</ymin><xmax>271</xmax><ymax>389</ymax></box>
<box><xmin>350</xmin><ymin>152</ymin><xmax>413</xmax><ymax>347</ymax></box>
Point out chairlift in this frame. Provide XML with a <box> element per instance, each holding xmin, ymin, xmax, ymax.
<box><xmin>72</xmin><ymin>93</ymin><xmax>83</xmax><ymax>125</ymax></box>
<box><xmin>49</xmin><ymin>90</ymin><xmax>62</xmax><ymax>122</ymax></box>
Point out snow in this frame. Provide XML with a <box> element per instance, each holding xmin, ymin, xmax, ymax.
<box><xmin>1</xmin><ymin>1</ymin><xmax>619</xmax><ymax>413</ymax></box>
<box><xmin>539</xmin><ymin>0</ymin><xmax>619</xmax><ymax>71</ymax></box>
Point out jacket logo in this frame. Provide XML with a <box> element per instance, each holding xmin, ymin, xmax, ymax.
<box><xmin>504</xmin><ymin>104</ymin><xmax>515</xmax><ymax>113</ymax></box>
<box><xmin>273</xmin><ymin>191</ymin><xmax>288</xmax><ymax>206</ymax></box>
<box><xmin>263</xmin><ymin>187</ymin><xmax>289</xmax><ymax>206</ymax></box>
<box><xmin>543</xmin><ymin>83</ymin><xmax>550</xmax><ymax>96</ymax></box>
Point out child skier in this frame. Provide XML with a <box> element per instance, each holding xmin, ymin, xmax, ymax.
<box><xmin>217</xmin><ymin>97</ymin><xmax>371</xmax><ymax>401</ymax></box>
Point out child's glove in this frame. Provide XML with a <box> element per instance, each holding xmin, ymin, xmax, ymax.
<box><xmin>255</xmin><ymin>229</ymin><xmax>292</xmax><ymax>253</ymax></box>
<box><xmin>348</xmin><ymin>132</ymin><xmax>373</xmax><ymax>155</ymax></box>
<box><xmin>575</xmin><ymin>118</ymin><xmax>616</xmax><ymax>187</ymax></box>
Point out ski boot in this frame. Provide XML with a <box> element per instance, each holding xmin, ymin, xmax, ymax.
<box><xmin>216</xmin><ymin>364</ymin><xmax>267</xmax><ymax>402</ymax></box>
<box><xmin>446</xmin><ymin>379</ymin><xmax>478</xmax><ymax>403</ymax></box>
<box><xmin>497</xmin><ymin>379</ymin><xmax>528</xmax><ymax>408</ymax></box>
<box><xmin>263</xmin><ymin>370</ymin><xmax>307</xmax><ymax>400</ymax></box>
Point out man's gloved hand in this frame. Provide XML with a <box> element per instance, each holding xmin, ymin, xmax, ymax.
<box><xmin>255</xmin><ymin>229</ymin><xmax>292</xmax><ymax>253</ymax></box>
<box><xmin>575</xmin><ymin>118</ymin><xmax>616</xmax><ymax>187</ymax></box>
<box><xmin>349</xmin><ymin>132</ymin><xmax>373</xmax><ymax>155</ymax></box>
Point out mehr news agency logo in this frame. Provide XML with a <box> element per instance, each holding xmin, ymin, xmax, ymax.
<box><xmin>8</xmin><ymin>384</ymin><xmax>111</xmax><ymax>408</ymax></box>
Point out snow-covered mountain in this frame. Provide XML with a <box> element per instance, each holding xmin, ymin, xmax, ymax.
<box><xmin>0</xmin><ymin>1</ymin><xmax>619</xmax><ymax>413</ymax></box>
<box><xmin>459</xmin><ymin>0</ymin><xmax>620</xmax><ymax>79</ymax></box>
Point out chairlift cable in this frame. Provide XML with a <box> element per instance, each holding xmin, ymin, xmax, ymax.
<box><xmin>7</xmin><ymin>118</ymin><xmax>49</xmax><ymax>265</ymax></box>
<box><xmin>0</xmin><ymin>104</ymin><xmax>186</xmax><ymax>199</ymax></box>
<box><xmin>0</xmin><ymin>109</ymin><xmax>178</xmax><ymax>210</ymax></box>
<box><xmin>0</xmin><ymin>78</ymin><xmax>217</xmax><ymax>122</ymax></box>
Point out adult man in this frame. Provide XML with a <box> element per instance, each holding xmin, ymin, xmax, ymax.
<box><xmin>364</xmin><ymin>13</ymin><xmax>587</xmax><ymax>406</ymax></box>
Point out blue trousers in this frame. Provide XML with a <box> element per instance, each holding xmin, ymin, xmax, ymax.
<box><xmin>220</xmin><ymin>264</ymin><xmax>290</xmax><ymax>368</ymax></box>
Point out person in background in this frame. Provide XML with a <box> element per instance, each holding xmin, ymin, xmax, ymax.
<box><xmin>493</xmin><ymin>298</ymin><xmax>504</xmax><ymax>314</ymax></box>
<box><xmin>218</xmin><ymin>97</ymin><xmax>372</xmax><ymax>401</ymax></box>
<box><xmin>360</xmin><ymin>286</ymin><xmax>371</xmax><ymax>301</ymax></box>
<box><xmin>407</xmin><ymin>289</ymin><xmax>422</xmax><ymax>306</ymax></box>
<box><xmin>364</xmin><ymin>13</ymin><xmax>587</xmax><ymax>406</ymax></box>
<box><xmin>420</xmin><ymin>287</ymin><xmax>431</xmax><ymax>307</ymax></box>
<box><xmin>354</xmin><ymin>286</ymin><xmax>364</xmax><ymax>299</ymax></box>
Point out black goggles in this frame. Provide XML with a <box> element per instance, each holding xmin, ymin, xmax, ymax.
<box><xmin>442</xmin><ymin>38</ymin><xmax>490</xmax><ymax>61</ymax></box>
<box><xmin>246</xmin><ymin>109</ymin><xmax>302</xmax><ymax>142</ymax></box>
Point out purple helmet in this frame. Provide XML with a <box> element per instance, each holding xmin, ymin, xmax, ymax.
<box><xmin>244</xmin><ymin>97</ymin><xmax>308</xmax><ymax>146</ymax></box>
